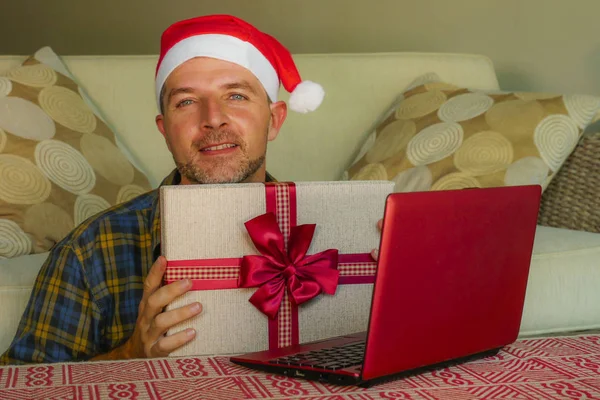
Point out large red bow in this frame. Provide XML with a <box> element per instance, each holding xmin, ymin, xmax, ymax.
<box><xmin>238</xmin><ymin>212</ymin><xmax>340</xmax><ymax>319</ymax></box>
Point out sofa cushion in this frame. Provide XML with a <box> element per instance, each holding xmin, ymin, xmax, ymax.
<box><xmin>0</xmin><ymin>252</ymin><xmax>48</xmax><ymax>356</ymax></box>
<box><xmin>0</xmin><ymin>47</ymin><xmax>152</xmax><ymax>258</ymax></box>
<box><xmin>521</xmin><ymin>225</ymin><xmax>600</xmax><ymax>336</ymax></box>
<box><xmin>345</xmin><ymin>73</ymin><xmax>600</xmax><ymax>193</ymax></box>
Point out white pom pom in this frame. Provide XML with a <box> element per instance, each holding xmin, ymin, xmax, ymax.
<box><xmin>289</xmin><ymin>81</ymin><xmax>325</xmax><ymax>113</ymax></box>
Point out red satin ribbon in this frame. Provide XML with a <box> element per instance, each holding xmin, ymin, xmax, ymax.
<box><xmin>237</xmin><ymin>212</ymin><xmax>340</xmax><ymax>319</ymax></box>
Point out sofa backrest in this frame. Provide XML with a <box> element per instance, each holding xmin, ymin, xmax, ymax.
<box><xmin>0</xmin><ymin>52</ymin><xmax>499</xmax><ymax>187</ymax></box>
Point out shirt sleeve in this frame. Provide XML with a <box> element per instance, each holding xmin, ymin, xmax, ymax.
<box><xmin>0</xmin><ymin>243</ymin><xmax>102</xmax><ymax>365</ymax></box>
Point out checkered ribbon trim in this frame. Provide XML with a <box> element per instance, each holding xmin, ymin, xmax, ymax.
<box><xmin>165</xmin><ymin>267</ymin><xmax>240</xmax><ymax>281</ymax></box>
<box><xmin>164</xmin><ymin>262</ymin><xmax>376</xmax><ymax>282</ymax></box>
<box><xmin>274</xmin><ymin>183</ymin><xmax>291</xmax><ymax>250</ymax></box>
<box><xmin>338</xmin><ymin>263</ymin><xmax>377</xmax><ymax>276</ymax></box>
<box><xmin>272</xmin><ymin>183</ymin><xmax>293</xmax><ymax>347</ymax></box>
<box><xmin>278</xmin><ymin>291</ymin><xmax>293</xmax><ymax>347</ymax></box>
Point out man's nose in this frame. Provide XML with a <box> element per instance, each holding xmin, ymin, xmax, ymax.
<box><xmin>199</xmin><ymin>98</ymin><xmax>227</xmax><ymax>129</ymax></box>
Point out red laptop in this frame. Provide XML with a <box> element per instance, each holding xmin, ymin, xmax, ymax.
<box><xmin>230</xmin><ymin>185</ymin><xmax>542</xmax><ymax>387</ymax></box>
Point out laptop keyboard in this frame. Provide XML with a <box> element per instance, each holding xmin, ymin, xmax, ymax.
<box><xmin>269</xmin><ymin>341</ymin><xmax>365</xmax><ymax>371</ymax></box>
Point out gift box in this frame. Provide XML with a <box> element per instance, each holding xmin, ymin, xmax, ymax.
<box><xmin>161</xmin><ymin>181</ymin><xmax>394</xmax><ymax>356</ymax></box>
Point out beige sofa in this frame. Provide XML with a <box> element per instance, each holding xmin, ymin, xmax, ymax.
<box><xmin>1</xmin><ymin>51</ymin><xmax>599</xmax><ymax>356</ymax></box>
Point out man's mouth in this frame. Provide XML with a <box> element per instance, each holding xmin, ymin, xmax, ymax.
<box><xmin>200</xmin><ymin>143</ymin><xmax>238</xmax><ymax>152</ymax></box>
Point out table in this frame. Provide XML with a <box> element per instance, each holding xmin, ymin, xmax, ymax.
<box><xmin>1</xmin><ymin>334</ymin><xmax>599</xmax><ymax>399</ymax></box>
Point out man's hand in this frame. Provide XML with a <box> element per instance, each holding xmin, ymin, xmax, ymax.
<box><xmin>371</xmin><ymin>219</ymin><xmax>383</xmax><ymax>261</ymax></box>
<box><xmin>92</xmin><ymin>256</ymin><xmax>202</xmax><ymax>361</ymax></box>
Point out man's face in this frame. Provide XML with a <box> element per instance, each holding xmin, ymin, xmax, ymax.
<box><xmin>156</xmin><ymin>57</ymin><xmax>287</xmax><ymax>184</ymax></box>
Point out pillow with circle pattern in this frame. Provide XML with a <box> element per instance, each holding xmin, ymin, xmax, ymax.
<box><xmin>344</xmin><ymin>73</ymin><xmax>600</xmax><ymax>194</ymax></box>
<box><xmin>0</xmin><ymin>47</ymin><xmax>152</xmax><ymax>259</ymax></box>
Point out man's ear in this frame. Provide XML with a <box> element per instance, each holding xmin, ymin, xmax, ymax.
<box><xmin>267</xmin><ymin>101</ymin><xmax>288</xmax><ymax>141</ymax></box>
<box><xmin>155</xmin><ymin>114</ymin><xmax>172</xmax><ymax>152</ymax></box>
<box><xmin>156</xmin><ymin>114</ymin><xmax>166</xmax><ymax>138</ymax></box>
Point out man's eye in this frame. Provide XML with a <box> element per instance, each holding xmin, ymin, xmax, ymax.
<box><xmin>176</xmin><ymin>99</ymin><xmax>193</xmax><ymax>107</ymax></box>
<box><xmin>230</xmin><ymin>94</ymin><xmax>246</xmax><ymax>100</ymax></box>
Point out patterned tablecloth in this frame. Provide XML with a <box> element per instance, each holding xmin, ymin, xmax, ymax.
<box><xmin>1</xmin><ymin>334</ymin><xmax>599</xmax><ymax>399</ymax></box>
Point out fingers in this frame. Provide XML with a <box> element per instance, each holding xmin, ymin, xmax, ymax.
<box><xmin>140</xmin><ymin>256</ymin><xmax>168</xmax><ymax>308</ymax></box>
<box><xmin>371</xmin><ymin>249</ymin><xmax>379</xmax><ymax>261</ymax></box>
<box><xmin>141</xmin><ymin>278</ymin><xmax>194</xmax><ymax>326</ymax></box>
<box><xmin>148</xmin><ymin>302</ymin><xmax>202</xmax><ymax>339</ymax></box>
<box><xmin>371</xmin><ymin>219</ymin><xmax>383</xmax><ymax>261</ymax></box>
<box><xmin>150</xmin><ymin>328</ymin><xmax>197</xmax><ymax>358</ymax></box>
<box><xmin>146</xmin><ymin>302</ymin><xmax>202</xmax><ymax>357</ymax></box>
<box><xmin>145</xmin><ymin>256</ymin><xmax>167</xmax><ymax>292</ymax></box>
<box><xmin>128</xmin><ymin>256</ymin><xmax>202</xmax><ymax>359</ymax></box>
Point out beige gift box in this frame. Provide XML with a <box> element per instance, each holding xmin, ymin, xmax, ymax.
<box><xmin>161</xmin><ymin>181</ymin><xmax>393</xmax><ymax>356</ymax></box>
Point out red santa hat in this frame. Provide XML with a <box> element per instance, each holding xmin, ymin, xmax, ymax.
<box><xmin>155</xmin><ymin>14</ymin><xmax>325</xmax><ymax>113</ymax></box>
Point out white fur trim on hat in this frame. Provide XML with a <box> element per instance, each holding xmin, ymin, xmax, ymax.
<box><xmin>155</xmin><ymin>34</ymin><xmax>279</xmax><ymax>110</ymax></box>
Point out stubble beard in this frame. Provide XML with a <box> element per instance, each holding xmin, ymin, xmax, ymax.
<box><xmin>175</xmin><ymin>129</ymin><xmax>267</xmax><ymax>184</ymax></box>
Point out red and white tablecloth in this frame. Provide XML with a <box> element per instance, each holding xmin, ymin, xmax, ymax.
<box><xmin>1</xmin><ymin>334</ymin><xmax>599</xmax><ymax>399</ymax></box>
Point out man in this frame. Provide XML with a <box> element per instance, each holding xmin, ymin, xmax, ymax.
<box><xmin>0</xmin><ymin>14</ymin><xmax>325</xmax><ymax>364</ymax></box>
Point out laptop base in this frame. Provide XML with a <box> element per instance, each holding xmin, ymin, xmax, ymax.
<box><xmin>232</xmin><ymin>347</ymin><xmax>501</xmax><ymax>387</ymax></box>
<box><xmin>358</xmin><ymin>347</ymin><xmax>501</xmax><ymax>388</ymax></box>
<box><xmin>232</xmin><ymin>359</ymin><xmax>362</xmax><ymax>386</ymax></box>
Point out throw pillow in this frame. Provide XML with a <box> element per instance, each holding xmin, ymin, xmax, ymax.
<box><xmin>0</xmin><ymin>47</ymin><xmax>152</xmax><ymax>258</ymax></box>
<box><xmin>345</xmin><ymin>73</ymin><xmax>600</xmax><ymax>195</ymax></box>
